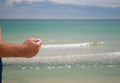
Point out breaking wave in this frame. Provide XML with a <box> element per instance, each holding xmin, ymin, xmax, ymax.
<box><xmin>3</xmin><ymin>52</ymin><xmax>120</xmax><ymax>65</ymax></box>
<box><xmin>42</xmin><ymin>42</ymin><xmax>104</xmax><ymax>48</ymax></box>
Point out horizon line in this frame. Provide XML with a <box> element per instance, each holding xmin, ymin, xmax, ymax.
<box><xmin>0</xmin><ymin>18</ymin><xmax>120</xmax><ymax>21</ymax></box>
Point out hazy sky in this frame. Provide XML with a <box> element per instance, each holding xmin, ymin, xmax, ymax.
<box><xmin>0</xmin><ymin>0</ymin><xmax>120</xmax><ymax>19</ymax></box>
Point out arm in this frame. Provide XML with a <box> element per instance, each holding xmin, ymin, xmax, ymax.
<box><xmin>0</xmin><ymin>38</ymin><xmax>42</xmax><ymax>58</ymax></box>
<box><xmin>0</xmin><ymin>39</ymin><xmax>42</xmax><ymax>58</ymax></box>
<box><xmin>0</xmin><ymin>41</ymin><xmax>26</xmax><ymax>57</ymax></box>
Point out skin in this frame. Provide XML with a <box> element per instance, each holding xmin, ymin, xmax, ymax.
<box><xmin>0</xmin><ymin>27</ymin><xmax>42</xmax><ymax>58</ymax></box>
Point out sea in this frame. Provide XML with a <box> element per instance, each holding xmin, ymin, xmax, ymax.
<box><xmin>0</xmin><ymin>19</ymin><xmax>120</xmax><ymax>83</ymax></box>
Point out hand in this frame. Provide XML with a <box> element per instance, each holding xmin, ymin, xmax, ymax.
<box><xmin>23</xmin><ymin>38</ymin><xmax>42</xmax><ymax>58</ymax></box>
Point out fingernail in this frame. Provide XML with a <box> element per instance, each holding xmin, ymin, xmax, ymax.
<box><xmin>35</xmin><ymin>38</ymin><xmax>41</xmax><ymax>42</ymax></box>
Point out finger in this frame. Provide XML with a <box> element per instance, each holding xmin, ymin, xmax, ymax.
<box><xmin>30</xmin><ymin>38</ymin><xmax>36</xmax><ymax>41</ymax></box>
<box><xmin>35</xmin><ymin>38</ymin><xmax>41</xmax><ymax>42</ymax></box>
<box><xmin>35</xmin><ymin>41</ymin><xmax>42</xmax><ymax>48</ymax></box>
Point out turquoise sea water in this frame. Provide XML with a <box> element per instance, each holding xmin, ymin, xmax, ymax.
<box><xmin>0</xmin><ymin>20</ymin><xmax>120</xmax><ymax>83</ymax></box>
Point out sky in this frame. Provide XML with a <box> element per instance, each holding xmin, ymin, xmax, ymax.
<box><xmin>0</xmin><ymin>0</ymin><xmax>120</xmax><ymax>19</ymax></box>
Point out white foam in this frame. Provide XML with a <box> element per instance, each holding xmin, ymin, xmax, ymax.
<box><xmin>42</xmin><ymin>42</ymin><xmax>105</xmax><ymax>48</ymax></box>
<box><xmin>42</xmin><ymin>42</ymin><xmax>91</xmax><ymax>48</ymax></box>
<box><xmin>2</xmin><ymin>51</ymin><xmax>120</xmax><ymax>64</ymax></box>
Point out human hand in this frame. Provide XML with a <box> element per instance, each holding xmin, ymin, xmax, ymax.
<box><xmin>23</xmin><ymin>38</ymin><xmax>42</xmax><ymax>58</ymax></box>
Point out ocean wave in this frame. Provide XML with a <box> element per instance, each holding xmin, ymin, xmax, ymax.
<box><xmin>42</xmin><ymin>42</ymin><xmax>104</xmax><ymax>48</ymax></box>
<box><xmin>3</xmin><ymin>51</ymin><xmax>120</xmax><ymax>65</ymax></box>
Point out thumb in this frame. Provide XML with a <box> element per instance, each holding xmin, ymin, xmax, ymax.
<box><xmin>35</xmin><ymin>40</ymin><xmax>42</xmax><ymax>48</ymax></box>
